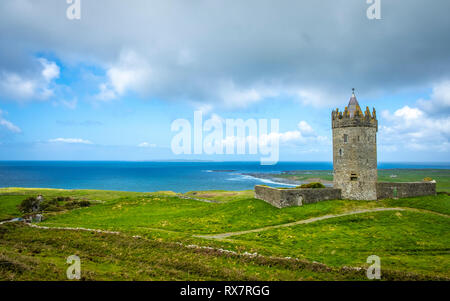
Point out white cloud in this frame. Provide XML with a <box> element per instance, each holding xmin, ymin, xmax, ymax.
<box><xmin>209</xmin><ymin>83</ymin><xmax>342</xmax><ymax>110</ymax></box>
<box><xmin>393</xmin><ymin>106</ymin><xmax>423</xmax><ymax>120</ymax></box>
<box><xmin>380</xmin><ymin>95</ymin><xmax>450</xmax><ymax>153</ymax></box>
<box><xmin>49</xmin><ymin>138</ymin><xmax>93</xmax><ymax>144</ymax></box>
<box><xmin>295</xmin><ymin>90</ymin><xmax>326</xmax><ymax>108</ymax></box>
<box><xmin>297</xmin><ymin>121</ymin><xmax>315</xmax><ymax>136</ymax></box>
<box><xmin>0</xmin><ymin>58</ymin><xmax>60</xmax><ymax>101</ymax></box>
<box><xmin>0</xmin><ymin>73</ymin><xmax>36</xmax><ymax>99</ymax></box>
<box><xmin>217</xmin><ymin>81</ymin><xmax>278</xmax><ymax>109</ymax></box>
<box><xmin>0</xmin><ymin>119</ymin><xmax>21</xmax><ymax>133</ymax></box>
<box><xmin>218</xmin><ymin>120</ymin><xmax>329</xmax><ymax>153</ymax></box>
<box><xmin>138</xmin><ymin>142</ymin><xmax>156</xmax><ymax>148</ymax></box>
<box><xmin>276</xmin><ymin>121</ymin><xmax>327</xmax><ymax>145</ymax></box>
<box><xmin>0</xmin><ymin>110</ymin><xmax>21</xmax><ymax>133</ymax></box>
<box><xmin>1</xmin><ymin>1</ymin><xmax>450</xmax><ymax>109</ymax></box>
<box><xmin>95</xmin><ymin>50</ymin><xmax>152</xmax><ymax>101</ymax></box>
<box><xmin>277</xmin><ymin>131</ymin><xmax>302</xmax><ymax>143</ymax></box>
<box><xmin>96</xmin><ymin>83</ymin><xmax>117</xmax><ymax>101</ymax></box>
<box><xmin>39</xmin><ymin>58</ymin><xmax>60</xmax><ymax>82</ymax></box>
<box><xmin>418</xmin><ymin>81</ymin><xmax>450</xmax><ymax>116</ymax></box>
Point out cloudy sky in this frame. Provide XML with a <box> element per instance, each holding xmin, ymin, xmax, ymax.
<box><xmin>0</xmin><ymin>0</ymin><xmax>449</xmax><ymax>162</ymax></box>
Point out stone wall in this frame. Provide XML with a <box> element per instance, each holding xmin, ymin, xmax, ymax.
<box><xmin>376</xmin><ymin>182</ymin><xmax>436</xmax><ymax>199</ymax></box>
<box><xmin>254</xmin><ymin>185</ymin><xmax>342</xmax><ymax>208</ymax></box>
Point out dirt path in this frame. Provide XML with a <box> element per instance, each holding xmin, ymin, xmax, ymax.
<box><xmin>20</xmin><ymin>208</ymin><xmax>404</xmax><ymax>239</ymax></box>
<box><xmin>7</xmin><ymin>206</ymin><xmax>448</xmax><ymax>241</ymax></box>
<box><xmin>194</xmin><ymin>207</ymin><xmax>407</xmax><ymax>240</ymax></box>
<box><xmin>399</xmin><ymin>207</ymin><xmax>450</xmax><ymax>218</ymax></box>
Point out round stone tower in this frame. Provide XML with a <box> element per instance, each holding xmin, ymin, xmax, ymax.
<box><xmin>332</xmin><ymin>89</ymin><xmax>378</xmax><ymax>200</ymax></box>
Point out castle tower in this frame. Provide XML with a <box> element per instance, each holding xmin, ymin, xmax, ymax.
<box><xmin>331</xmin><ymin>89</ymin><xmax>378</xmax><ymax>200</ymax></box>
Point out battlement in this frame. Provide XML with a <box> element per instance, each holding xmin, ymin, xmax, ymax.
<box><xmin>332</xmin><ymin>90</ymin><xmax>377</xmax><ymax>130</ymax></box>
<box><xmin>332</xmin><ymin>106</ymin><xmax>378</xmax><ymax>130</ymax></box>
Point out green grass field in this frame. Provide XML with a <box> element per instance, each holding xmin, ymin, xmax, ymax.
<box><xmin>0</xmin><ymin>186</ymin><xmax>449</xmax><ymax>281</ymax></box>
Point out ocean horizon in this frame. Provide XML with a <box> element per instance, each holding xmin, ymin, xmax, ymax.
<box><xmin>0</xmin><ymin>161</ymin><xmax>449</xmax><ymax>193</ymax></box>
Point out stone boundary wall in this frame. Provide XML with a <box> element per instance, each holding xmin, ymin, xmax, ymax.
<box><xmin>376</xmin><ymin>182</ymin><xmax>436</xmax><ymax>199</ymax></box>
<box><xmin>254</xmin><ymin>185</ymin><xmax>342</xmax><ymax>208</ymax></box>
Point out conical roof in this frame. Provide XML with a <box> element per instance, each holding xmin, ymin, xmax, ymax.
<box><xmin>348</xmin><ymin>89</ymin><xmax>361</xmax><ymax>118</ymax></box>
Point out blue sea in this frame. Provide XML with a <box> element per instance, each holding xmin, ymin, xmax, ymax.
<box><xmin>0</xmin><ymin>161</ymin><xmax>448</xmax><ymax>193</ymax></box>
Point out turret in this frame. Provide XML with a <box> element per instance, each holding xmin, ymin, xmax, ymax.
<box><xmin>332</xmin><ymin>89</ymin><xmax>378</xmax><ymax>131</ymax></box>
<box><xmin>332</xmin><ymin>89</ymin><xmax>378</xmax><ymax>200</ymax></box>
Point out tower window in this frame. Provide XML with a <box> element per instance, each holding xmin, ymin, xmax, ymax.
<box><xmin>357</xmin><ymin>136</ymin><xmax>360</xmax><ymax>141</ymax></box>
<box><xmin>339</xmin><ymin>149</ymin><xmax>343</xmax><ymax>156</ymax></box>
<box><xmin>343</xmin><ymin>134</ymin><xmax>348</xmax><ymax>143</ymax></box>
<box><xmin>350</xmin><ymin>173</ymin><xmax>358</xmax><ymax>181</ymax></box>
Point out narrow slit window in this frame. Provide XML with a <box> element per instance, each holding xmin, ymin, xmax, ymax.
<box><xmin>350</xmin><ymin>173</ymin><xmax>358</xmax><ymax>181</ymax></box>
<box><xmin>344</xmin><ymin>134</ymin><xmax>348</xmax><ymax>143</ymax></box>
<box><xmin>339</xmin><ymin>149</ymin><xmax>342</xmax><ymax>156</ymax></box>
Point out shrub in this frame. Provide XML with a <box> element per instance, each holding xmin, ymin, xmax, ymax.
<box><xmin>40</xmin><ymin>198</ymin><xmax>59</xmax><ymax>212</ymax></box>
<box><xmin>55</xmin><ymin>196</ymin><xmax>73</xmax><ymax>202</ymax></box>
<box><xmin>297</xmin><ymin>182</ymin><xmax>326</xmax><ymax>189</ymax></box>
<box><xmin>77</xmin><ymin>200</ymin><xmax>91</xmax><ymax>207</ymax></box>
<box><xmin>18</xmin><ymin>197</ymin><xmax>39</xmax><ymax>213</ymax></box>
<box><xmin>20</xmin><ymin>196</ymin><xmax>90</xmax><ymax>213</ymax></box>
<box><xmin>64</xmin><ymin>200</ymin><xmax>91</xmax><ymax>209</ymax></box>
<box><xmin>423</xmin><ymin>177</ymin><xmax>433</xmax><ymax>182</ymax></box>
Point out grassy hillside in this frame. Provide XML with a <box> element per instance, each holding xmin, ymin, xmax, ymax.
<box><xmin>230</xmin><ymin>210</ymin><xmax>449</xmax><ymax>278</ymax></box>
<box><xmin>2</xmin><ymin>223</ymin><xmax>369</xmax><ymax>281</ymax></box>
<box><xmin>0</xmin><ymin>188</ymin><xmax>449</xmax><ymax>280</ymax></box>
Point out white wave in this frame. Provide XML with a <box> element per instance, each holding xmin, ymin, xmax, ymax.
<box><xmin>258</xmin><ymin>178</ymin><xmax>297</xmax><ymax>187</ymax></box>
<box><xmin>227</xmin><ymin>174</ymin><xmax>297</xmax><ymax>187</ymax></box>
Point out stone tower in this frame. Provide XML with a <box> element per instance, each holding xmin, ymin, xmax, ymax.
<box><xmin>332</xmin><ymin>89</ymin><xmax>378</xmax><ymax>200</ymax></box>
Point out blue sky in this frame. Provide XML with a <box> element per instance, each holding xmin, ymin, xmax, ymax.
<box><xmin>0</xmin><ymin>0</ymin><xmax>449</xmax><ymax>162</ymax></box>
